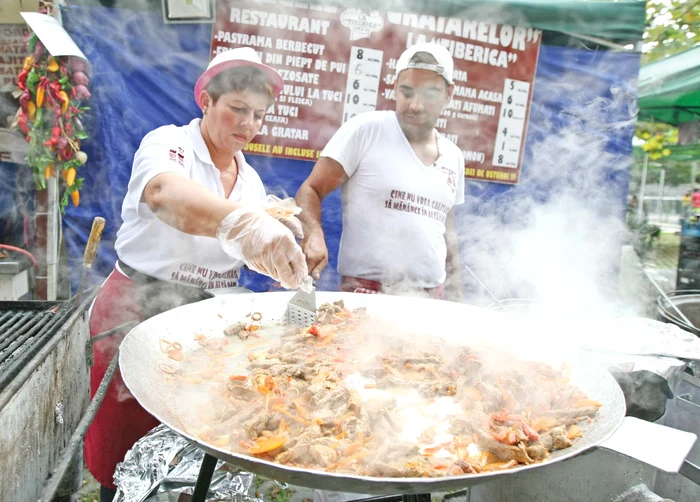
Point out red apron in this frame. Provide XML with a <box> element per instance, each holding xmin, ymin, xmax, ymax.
<box><xmin>84</xmin><ymin>268</ymin><xmax>159</xmax><ymax>489</ymax></box>
<box><xmin>340</xmin><ymin>276</ymin><xmax>446</xmax><ymax>300</ymax></box>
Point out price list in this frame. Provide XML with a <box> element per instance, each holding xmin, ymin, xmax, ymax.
<box><xmin>210</xmin><ymin>1</ymin><xmax>541</xmax><ymax>181</ymax></box>
<box><xmin>492</xmin><ymin>78</ymin><xmax>530</xmax><ymax>169</ymax></box>
<box><xmin>342</xmin><ymin>46</ymin><xmax>384</xmax><ymax>124</ymax></box>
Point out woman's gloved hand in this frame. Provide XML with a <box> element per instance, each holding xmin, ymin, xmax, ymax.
<box><xmin>217</xmin><ymin>207</ymin><xmax>308</xmax><ymax>289</ymax></box>
<box><xmin>261</xmin><ymin>195</ymin><xmax>304</xmax><ymax>240</ymax></box>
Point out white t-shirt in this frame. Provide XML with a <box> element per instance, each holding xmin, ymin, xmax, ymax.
<box><xmin>114</xmin><ymin>118</ymin><xmax>267</xmax><ymax>288</ymax></box>
<box><xmin>322</xmin><ymin>111</ymin><xmax>465</xmax><ymax>288</ymax></box>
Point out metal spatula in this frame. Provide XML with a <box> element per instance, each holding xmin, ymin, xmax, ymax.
<box><xmin>286</xmin><ymin>276</ymin><xmax>317</xmax><ymax>327</ymax></box>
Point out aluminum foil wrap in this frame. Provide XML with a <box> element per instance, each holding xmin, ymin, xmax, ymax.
<box><xmin>113</xmin><ymin>425</ymin><xmax>261</xmax><ymax>502</ymax></box>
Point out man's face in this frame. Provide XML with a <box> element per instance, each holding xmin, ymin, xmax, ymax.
<box><xmin>394</xmin><ymin>68</ymin><xmax>453</xmax><ymax>138</ymax></box>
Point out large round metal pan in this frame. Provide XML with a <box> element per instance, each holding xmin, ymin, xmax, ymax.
<box><xmin>119</xmin><ymin>292</ymin><xmax>625</xmax><ymax>495</ymax></box>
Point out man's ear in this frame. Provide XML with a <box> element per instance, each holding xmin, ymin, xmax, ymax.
<box><xmin>446</xmin><ymin>83</ymin><xmax>455</xmax><ymax>100</ymax></box>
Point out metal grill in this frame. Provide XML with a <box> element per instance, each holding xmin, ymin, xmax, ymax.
<box><xmin>0</xmin><ymin>301</ymin><xmax>77</xmax><ymax>393</ymax></box>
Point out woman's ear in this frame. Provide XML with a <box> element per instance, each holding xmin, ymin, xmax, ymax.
<box><xmin>199</xmin><ymin>90</ymin><xmax>212</xmax><ymax>113</ymax></box>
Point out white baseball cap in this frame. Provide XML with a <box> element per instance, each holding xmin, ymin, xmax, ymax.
<box><xmin>194</xmin><ymin>47</ymin><xmax>284</xmax><ymax>105</ymax></box>
<box><xmin>395</xmin><ymin>42</ymin><xmax>454</xmax><ymax>85</ymax></box>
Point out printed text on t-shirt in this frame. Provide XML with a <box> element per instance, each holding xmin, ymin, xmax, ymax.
<box><xmin>384</xmin><ymin>190</ymin><xmax>449</xmax><ymax>223</ymax></box>
<box><xmin>170</xmin><ymin>263</ymin><xmax>239</xmax><ymax>289</ymax></box>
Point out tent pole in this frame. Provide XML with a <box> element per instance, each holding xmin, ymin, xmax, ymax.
<box><xmin>638</xmin><ymin>153</ymin><xmax>649</xmax><ymax>221</ymax></box>
<box><xmin>46</xmin><ymin>177</ymin><xmax>59</xmax><ymax>300</ymax></box>
<box><xmin>561</xmin><ymin>32</ymin><xmax>630</xmax><ymax>51</ymax></box>
<box><xmin>658</xmin><ymin>168</ymin><xmax>665</xmax><ymax>223</ymax></box>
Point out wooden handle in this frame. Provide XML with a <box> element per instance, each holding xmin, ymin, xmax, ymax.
<box><xmin>83</xmin><ymin>216</ymin><xmax>106</xmax><ymax>268</ymax></box>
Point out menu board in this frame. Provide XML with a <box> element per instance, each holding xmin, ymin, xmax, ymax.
<box><xmin>210</xmin><ymin>2</ymin><xmax>541</xmax><ymax>184</ymax></box>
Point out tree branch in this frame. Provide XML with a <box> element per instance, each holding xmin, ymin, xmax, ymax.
<box><xmin>648</xmin><ymin>0</ymin><xmax>700</xmax><ymax>44</ymax></box>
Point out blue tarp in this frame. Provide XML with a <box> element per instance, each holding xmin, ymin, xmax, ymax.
<box><xmin>59</xmin><ymin>6</ymin><xmax>640</xmax><ymax>298</ymax></box>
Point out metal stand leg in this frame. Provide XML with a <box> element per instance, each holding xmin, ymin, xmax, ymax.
<box><xmin>191</xmin><ymin>453</ymin><xmax>217</xmax><ymax>502</ymax></box>
<box><xmin>402</xmin><ymin>495</ymin><xmax>432</xmax><ymax>502</ymax></box>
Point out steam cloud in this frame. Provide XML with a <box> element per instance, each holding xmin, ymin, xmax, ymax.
<box><xmin>457</xmin><ymin>61</ymin><xmax>639</xmax><ymax>319</ymax></box>
<box><xmin>59</xmin><ymin>3</ymin><xmax>639</xmax><ymax>331</ymax></box>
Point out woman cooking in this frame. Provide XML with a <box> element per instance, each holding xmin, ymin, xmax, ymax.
<box><xmin>85</xmin><ymin>47</ymin><xmax>307</xmax><ymax>501</ymax></box>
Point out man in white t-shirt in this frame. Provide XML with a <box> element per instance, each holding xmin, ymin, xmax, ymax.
<box><xmin>296</xmin><ymin>42</ymin><xmax>464</xmax><ymax>299</ymax></box>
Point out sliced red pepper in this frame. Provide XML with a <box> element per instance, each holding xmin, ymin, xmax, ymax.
<box><xmin>490</xmin><ymin>429</ymin><xmax>518</xmax><ymax>445</ymax></box>
<box><xmin>520</xmin><ymin>422</ymin><xmax>540</xmax><ymax>442</ymax></box>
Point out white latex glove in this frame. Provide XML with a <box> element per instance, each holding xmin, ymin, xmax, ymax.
<box><xmin>217</xmin><ymin>208</ymin><xmax>308</xmax><ymax>289</ymax></box>
<box><xmin>262</xmin><ymin>195</ymin><xmax>304</xmax><ymax>240</ymax></box>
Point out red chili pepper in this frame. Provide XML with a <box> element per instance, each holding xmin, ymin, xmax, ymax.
<box><xmin>17</xmin><ymin>69</ymin><xmax>29</xmax><ymax>90</ymax></box>
<box><xmin>50</xmin><ymin>107</ymin><xmax>62</xmax><ymax>127</ymax></box>
<box><xmin>43</xmin><ymin>126</ymin><xmax>61</xmax><ymax>147</ymax></box>
<box><xmin>60</xmin><ymin>145</ymin><xmax>73</xmax><ymax>161</ymax></box>
<box><xmin>17</xmin><ymin>113</ymin><xmax>29</xmax><ymax>133</ymax></box>
<box><xmin>19</xmin><ymin>90</ymin><xmax>31</xmax><ymax>112</ymax></box>
<box><xmin>50</xmin><ymin>80</ymin><xmax>62</xmax><ymax>97</ymax></box>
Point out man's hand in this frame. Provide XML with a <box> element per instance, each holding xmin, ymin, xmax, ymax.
<box><xmin>295</xmin><ymin>157</ymin><xmax>349</xmax><ymax>280</ymax></box>
<box><xmin>302</xmin><ymin>229</ymin><xmax>329</xmax><ymax>280</ymax></box>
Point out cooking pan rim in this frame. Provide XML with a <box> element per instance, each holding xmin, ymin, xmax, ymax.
<box><xmin>118</xmin><ymin>291</ymin><xmax>626</xmax><ymax>493</ymax></box>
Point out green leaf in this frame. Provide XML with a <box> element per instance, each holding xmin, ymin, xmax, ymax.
<box><xmin>74</xmin><ymin>131</ymin><xmax>88</xmax><ymax>140</ymax></box>
<box><xmin>60</xmin><ymin>191</ymin><xmax>69</xmax><ymax>212</ymax></box>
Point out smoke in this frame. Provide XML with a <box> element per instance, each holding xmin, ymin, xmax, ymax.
<box><xmin>58</xmin><ymin>2</ymin><xmax>214</xmax><ymax>293</ymax></box>
<box><xmin>457</xmin><ymin>57</ymin><xmax>640</xmax><ymax>320</ymax></box>
<box><xmin>59</xmin><ymin>2</ymin><xmax>643</xmax><ymax>328</ymax></box>
<box><xmin>91</xmin><ymin>270</ymin><xmax>215</xmax><ymax>402</ymax></box>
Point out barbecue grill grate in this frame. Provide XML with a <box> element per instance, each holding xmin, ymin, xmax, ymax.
<box><xmin>0</xmin><ymin>301</ymin><xmax>77</xmax><ymax>393</ymax></box>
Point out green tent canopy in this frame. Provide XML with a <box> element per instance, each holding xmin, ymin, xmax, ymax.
<box><xmin>637</xmin><ymin>46</ymin><xmax>700</xmax><ymax>126</ymax></box>
<box><xmin>320</xmin><ymin>0</ymin><xmax>646</xmax><ymax>41</ymax></box>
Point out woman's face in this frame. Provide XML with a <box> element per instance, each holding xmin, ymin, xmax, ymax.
<box><xmin>201</xmin><ymin>89</ymin><xmax>270</xmax><ymax>153</ymax></box>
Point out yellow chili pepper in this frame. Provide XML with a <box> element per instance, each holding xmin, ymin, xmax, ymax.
<box><xmin>36</xmin><ymin>87</ymin><xmax>45</xmax><ymax>108</ymax></box>
<box><xmin>59</xmin><ymin>91</ymin><xmax>69</xmax><ymax>114</ymax></box>
<box><xmin>47</xmin><ymin>57</ymin><xmax>59</xmax><ymax>73</ymax></box>
<box><xmin>27</xmin><ymin>101</ymin><xmax>36</xmax><ymax>121</ymax></box>
<box><xmin>44</xmin><ymin>165</ymin><xmax>53</xmax><ymax>180</ymax></box>
<box><xmin>66</xmin><ymin>167</ymin><xmax>77</xmax><ymax>186</ymax></box>
<box><xmin>71</xmin><ymin>190</ymin><xmax>80</xmax><ymax>207</ymax></box>
<box><xmin>22</xmin><ymin>56</ymin><xmax>33</xmax><ymax>71</ymax></box>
